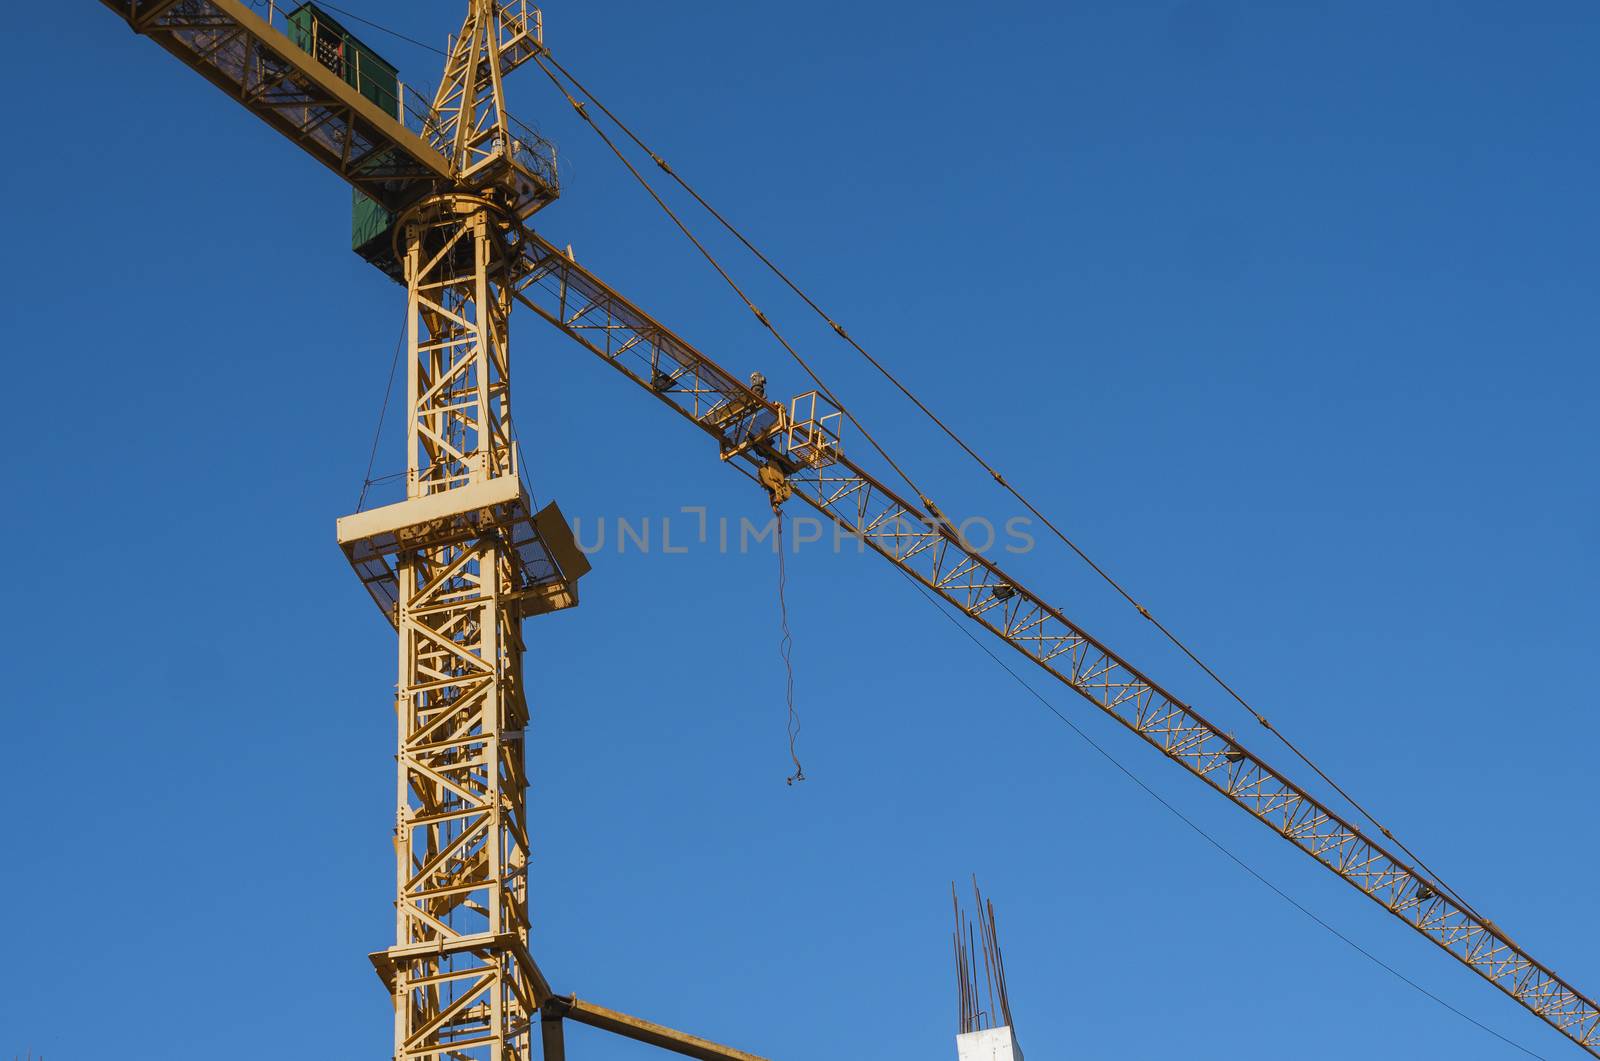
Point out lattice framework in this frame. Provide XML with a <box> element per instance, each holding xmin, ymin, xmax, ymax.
<box><xmin>384</xmin><ymin>195</ymin><xmax>544</xmax><ymax>1061</ymax></box>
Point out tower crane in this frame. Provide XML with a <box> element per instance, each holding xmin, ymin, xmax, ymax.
<box><xmin>95</xmin><ymin>1</ymin><xmax>1599</xmax><ymax>1058</ymax></box>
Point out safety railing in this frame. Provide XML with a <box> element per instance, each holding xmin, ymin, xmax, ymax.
<box><xmin>502</xmin><ymin>111</ymin><xmax>560</xmax><ymax>196</ymax></box>
<box><xmin>786</xmin><ymin>391</ymin><xmax>843</xmax><ymax>467</ymax></box>
<box><xmin>494</xmin><ymin>0</ymin><xmax>542</xmax><ymax>55</ymax></box>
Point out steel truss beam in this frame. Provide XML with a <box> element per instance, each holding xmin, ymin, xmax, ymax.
<box><xmin>508</xmin><ymin>230</ymin><xmax>1600</xmax><ymax>1058</ymax></box>
<box><xmin>542</xmin><ymin>996</ymin><xmax>771</xmax><ymax>1061</ymax></box>
<box><xmin>99</xmin><ymin>0</ymin><xmax>451</xmax><ymax>211</ymax></box>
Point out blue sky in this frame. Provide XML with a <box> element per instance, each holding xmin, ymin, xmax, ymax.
<box><xmin>3</xmin><ymin>1</ymin><xmax>1595</xmax><ymax>1057</ymax></box>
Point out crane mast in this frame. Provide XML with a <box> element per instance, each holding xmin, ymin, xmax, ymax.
<box><xmin>92</xmin><ymin>0</ymin><xmax>1600</xmax><ymax>1056</ymax></box>
<box><xmin>335</xmin><ymin>3</ymin><xmax>580</xmax><ymax>1057</ymax></box>
<box><xmin>373</xmin><ymin>196</ymin><xmax>541</xmax><ymax>1057</ymax></box>
<box><xmin>350</xmin><ymin>7</ymin><xmax>571</xmax><ymax>1059</ymax></box>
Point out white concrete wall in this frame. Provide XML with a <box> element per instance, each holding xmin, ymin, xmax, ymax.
<box><xmin>956</xmin><ymin>1026</ymin><xmax>1023</xmax><ymax>1061</ymax></box>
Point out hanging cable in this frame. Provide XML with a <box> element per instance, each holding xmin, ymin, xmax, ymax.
<box><xmin>774</xmin><ymin>508</ymin><xmax>805</xmax><ymax>785</ymax></box>
<box><xmin>356</xmin><ymin>317</ymin><xmax>407</xmax><ymax>512</ymax></box>
<box><xmin>531</xmin><ymin>48</ymin><xmax>1482</xmax><ymax>920</ymax></box>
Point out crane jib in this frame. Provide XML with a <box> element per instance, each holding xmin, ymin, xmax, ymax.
<box><xmin>509</xmin><ymin>231</ymin><xmax>1600</xmax><ymax>1056</ymax></box>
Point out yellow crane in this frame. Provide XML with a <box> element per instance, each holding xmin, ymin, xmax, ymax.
<box><xmin>95</xmin><ymin>2</ymin><xmax>1599</xmax><ymax>1059</ymax></box>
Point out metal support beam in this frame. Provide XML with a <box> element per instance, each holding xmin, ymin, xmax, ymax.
<box><xmin>543</xmin><ymin>997</ymin><xmax>771</xmax><ymax>1061</ymax></box>
<box><xmin>540</xmin><ymin>1013</ymin><xmax>567</xmax><ymax>1061</ymax></box>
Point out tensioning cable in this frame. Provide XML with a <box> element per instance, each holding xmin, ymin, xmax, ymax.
<box><xmin>529</xmin><ymin>52</ymin><xmax>941</xmax><ymax>521</ymax></box>
<box><xmin>528</xmin><ymin>47</ymin><xmax>1483</xmax><ymax>920</ymax></box>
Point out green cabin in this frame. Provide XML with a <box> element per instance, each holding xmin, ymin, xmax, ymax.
<box><xmin>286</xmin><ymin>3</ymin><xmax>400</xmax><ymax>117</ymax></box>
<box><xmin>285</xmin><ymin>3</ymin><xmax>406</xmax><ymax>277</ymax></box>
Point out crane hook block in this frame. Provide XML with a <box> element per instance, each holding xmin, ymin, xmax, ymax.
<box><xmin>758</xmin><ymin>463</ymin><xmax>793</xmax><ymax>508</ymax></box>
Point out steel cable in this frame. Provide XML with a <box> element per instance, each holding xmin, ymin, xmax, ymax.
<box><xmin>531</xmin><ymin>47</ymin><xmax>1484</xmax><ymax>920</ymax></box>
<box><xmin>529</xmin><ymin>53</ymin><xmax>939</xmax><ymax>515</ymax></box>
<box><xmin>356</xmin><ymin>316</ymin><xmax>407</xmax><ymax>511</ymax></box>
<box><xmin>898</xmin><ymin>563</ymin><xmax>1543</xmax><ymax>1059</ymax></box>
<box><xmin>775</xmin><ymin>510</ymin><xmax>805</xmax><ymax>784</ymax></box>
<box><xmin>300</xmin><ymin>0</ymin><xmax>446</xmax><ymax>56</ymax></box>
